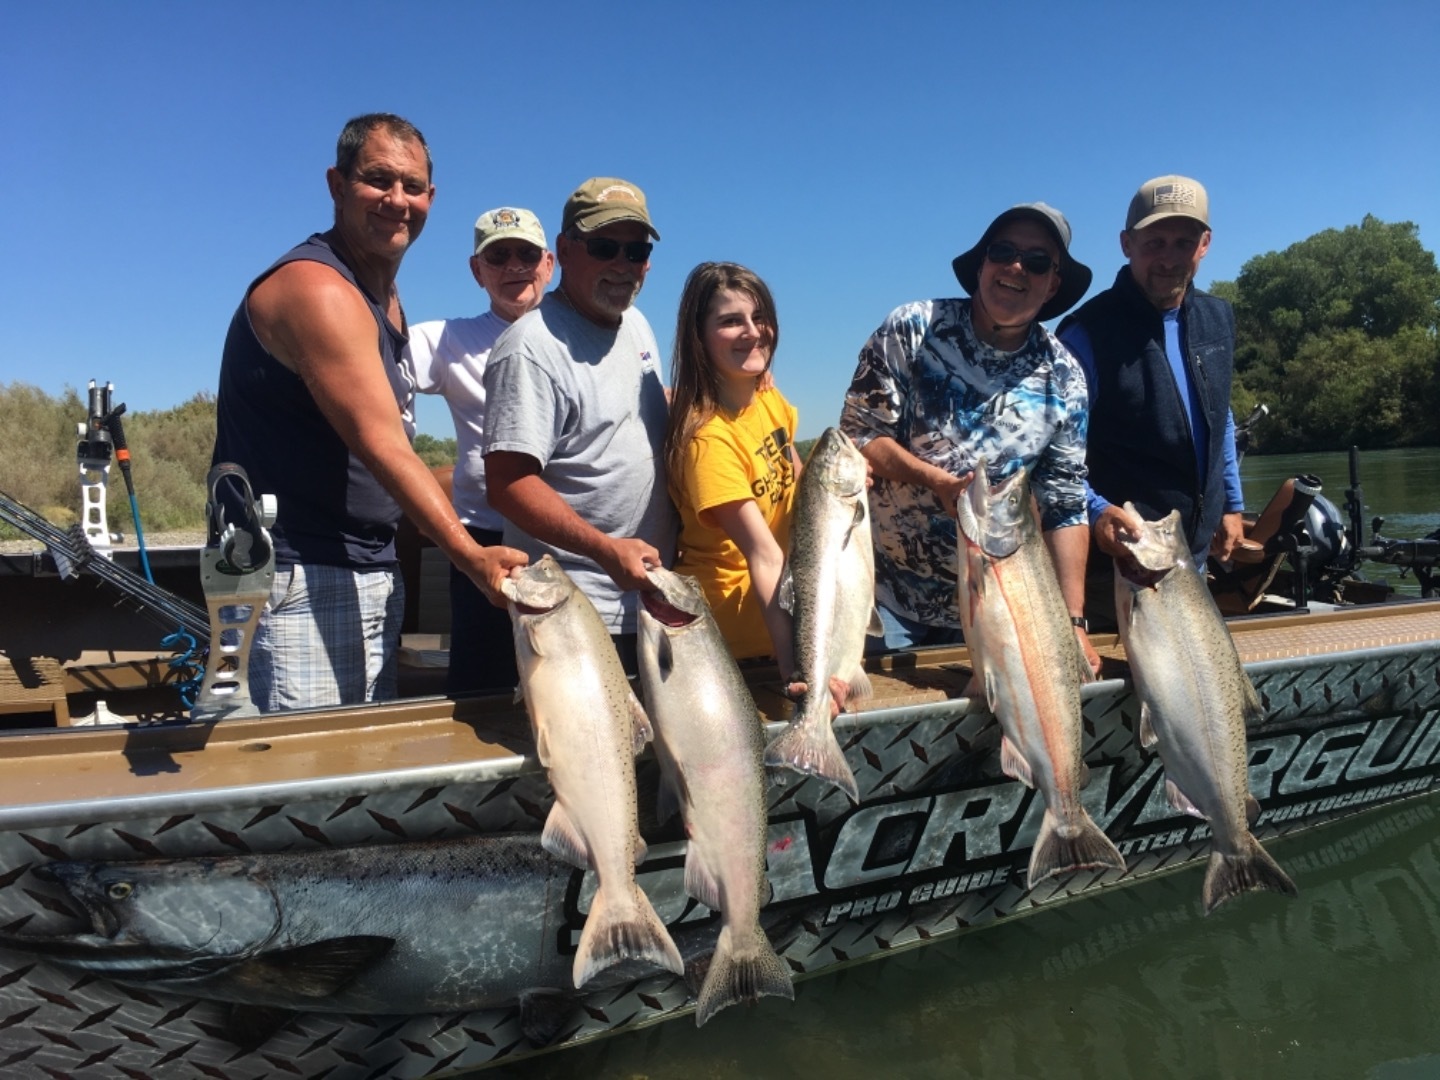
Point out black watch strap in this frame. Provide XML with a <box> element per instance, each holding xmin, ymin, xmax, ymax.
<box><xmin>1070</xmin><ymin>616</ymin><xmax>1089</xmax><ymax>632</ymax></box>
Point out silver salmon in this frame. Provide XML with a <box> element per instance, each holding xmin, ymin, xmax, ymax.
<box><xmin>637</xmin><ymin>567</ymin><xmax>794</xmax><ymax>1026</ymax></box>
<box><xmin>765</xmin><ymin>427</ymin><xmax>878</xmax><ymax>801</ymax></box>
<box><xmin>1115</xmin><ymin>505</ymin><xmax>1298</xmax><ymax>914</ymax></box>
<box><xmin>956</xmin><ymin>464</ymin><xmax>1125</xmax><ymax>887</ymax></box>
<box><xmin>504</xmin><ymin>555</ymin><xmax>682</xmax><ymax>986</ymax></box>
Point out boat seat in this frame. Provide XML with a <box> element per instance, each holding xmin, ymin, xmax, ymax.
<box><xmin>0</xmin><ymin>654</ymin><xmax>71</xmax><ymax>727</ymax></box>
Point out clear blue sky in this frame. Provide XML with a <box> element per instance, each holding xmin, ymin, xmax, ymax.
<box><xmin>4</xmin><ymin>2</ymin><xmax>1437</xmax><ymax>442</ymax></box>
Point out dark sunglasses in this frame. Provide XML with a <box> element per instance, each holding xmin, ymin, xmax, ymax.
<box><xmin>578</xmin><ymin>237</ymin><xmax>653</xmax><ymax>264</ymax></box>
<box><xmin>985</xmin><ymin>241</ymin><xmax>1058</xmax><ymax>276</ymax></box>
<box><xmin>480</xmin><ymin>244</ymin><xmax>544</xmax><ymax>268</ymax></box>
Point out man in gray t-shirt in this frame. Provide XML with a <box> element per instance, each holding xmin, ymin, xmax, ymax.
<box><xmin>483</xmin><ymin>177</ymin><xmax>676</xmax><ymax>670</ymax></box>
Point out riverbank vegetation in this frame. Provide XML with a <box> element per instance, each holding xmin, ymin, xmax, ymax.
<box><xmin>1</xmin><ymin>216</ymin><xmax>1435</xmax><ymax>536</ymax></box>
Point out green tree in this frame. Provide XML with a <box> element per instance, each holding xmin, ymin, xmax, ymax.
<box><xmin>1215</xmin><ymin>215</ymin><xmax>1440</xmax><ymax>452</ymax></box>
<box><xmin>413</xmin><ymin>433</ymin><xmax>458</xmax><ymax>467</ymax></box>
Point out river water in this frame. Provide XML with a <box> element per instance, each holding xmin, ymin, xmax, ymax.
<box><xmin>499</xmin><ymin>448</ymin><xmax>1440</xmax><ymax>1080</ymax></box>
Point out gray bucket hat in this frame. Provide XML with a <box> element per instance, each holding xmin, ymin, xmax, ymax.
<box><xmin>951</xmin><ymin>202</ymin><xmax>1092</xmax><ymax>322</ymax></box>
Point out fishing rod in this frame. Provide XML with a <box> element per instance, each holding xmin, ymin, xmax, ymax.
<box><xmin>0</xmin><ymin>488</ymin><xmax>210</xmax><ymax>642</ymax></box>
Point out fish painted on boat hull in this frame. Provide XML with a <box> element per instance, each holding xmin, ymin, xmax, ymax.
<box><xmin>766</xmin><ymin>427</ymin><xmax>879</xmax><ymax>801</ymax></box>
<box><xmin>503</xmin><ymin>555</ymin><xmax>683</xmax><ymax>987</ymax></box>
<box><xmin>955</xmin><ymin>463</ymin><xmax>1125</xmax><ymax>888</ymax></box>
<box><xmin>1115</xmin><ymin>505</ymin><xmax>1298</xmax><ymax>914</ymax></box>
<box><xmin>638</xmin><ymin>567</ymin><xmax>794</xmax><ymax>1025</ymax></box>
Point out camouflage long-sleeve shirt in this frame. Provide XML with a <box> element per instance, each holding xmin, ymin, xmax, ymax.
<box><xmin>839</xmin><ymin>298</ymin><xmax>1089</xmax><ymax>629</ymax></box>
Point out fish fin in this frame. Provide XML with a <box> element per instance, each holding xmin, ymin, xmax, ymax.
<box><xmin>541</xmin><ymin>802</ymin><xmax>590</xmax><ymax>868</ymax></box>
<box><xmin>1245</xmin><ymin>793</ymin><xmax>1261</xmax><ymax>827</ymax></box>
<box><xmin>524</xmin><ymin>621</ymin><xmax>547</xmax><ymax>658</ymax></box>
<box><xmin>573</xmin><ymin>883</ymin><xmax>684</xmax><ymax>988</ymax></box>
<box><xmin>218</xmin><ymin>1004</ymin><xmax>298</xmax><ymax>1052</ymax></box>
<box><xmin>867</xmin><ymin>606</ymin><xmax>884</xmax><ymax>637</ymax></box>
<box><xmin>684</xmin><ymin>848</ymin><xmax>723</xmax><ymax>911</ymax></box>
<box><xmin>656</xmin><ymin>630</ymin><xmax>675</xmax><ymax>680</ymax></box>
<box><xmin>1000</xmin><ymin>736</ymin><xmax>1034</xmax><ymax>788</ymax></box>
<box><xmin>845</xmin><ymin>664</ymin><xmax>873</xmax><ymax>703</ymax></box>
<box><xmin>1079</xmin><ymin>762</ymin><xmax>1091</xmax><ymax>788</ymax></box>
<box><xmin>1138</xmin><ymin>703</ymin><xmax>1159</xmax><ymax>750</ymax></box>
<box><xmin>1241</xmin><ymin>676</ymin><xmax>1266</xmax><ymax>727</ymax></box>
<box><xmin>656</xmin><ymin>748</ymin><xmax>689</xmax><ymax>824</ymax></box>
<box><xmin>534</xmin><ymin>724</ymin><xmax>553</xmax><ymax>768</ymax></box>
<box><xmin>1164</xmin><ymin>778</ymin><xmax>1207</xmax><ymax>820</ymax></box>
<box><xmin>1027</xmin><ymin>809</ymin><xmax>1126</xmax><ymax>888</ymax></box>
<box><xmin>228</xmin><ymin>936</ymin><xmax>395</xmax><ymax>999</ymax></box>
<box><xmin>512</xmin><ymin>684</ymin><xmax>524</xmax><ymax>705</ymax></box>
<box><xmin>518</xmin><ymin>988</ymin><xmax>575</xmax><ymax>1047</ymax></box>
<box><xmin>630</xmin><ymin>692</ymin><xmax>653</xmax><ymax>755</ymax></box>
<box><xmin>841</xmin><ymin>500</ymin><xmax>865</xmax><ymax>549</ymax></box>
<box><xmin>695</xmin><ymin>923</ymin><xmax>795</xmax><ymax>1028</ymax></box>
<box><xmin>1202</xmin><ymin>834</ymin><xmax>1297</xmax><ymax>915</ymax></box>
<box><xmin>634</xmin><ymin>834</ymin><xmax>649</xmax><ymax>868</ymax></box>
<box><xmin>983</xmin><ymin>670</ymin><xmax>1000</xmax><ymax>715</ymax></box>
<box><xmin>763</xmin><ymin>706</ymin><xmax>859</xmax><ymax>803</ymax></box>
<box><xmin>777</xmin><ymin>563</ymin><xmax>794</xmax><ymax>615</ymax></box>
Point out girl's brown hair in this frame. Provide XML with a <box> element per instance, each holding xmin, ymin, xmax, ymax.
<box><xmin>663</xmin><ymin>262</ymin><xmax>780</xmax><ymax>504</ymax></box>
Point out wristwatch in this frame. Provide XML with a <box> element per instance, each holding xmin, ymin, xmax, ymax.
<box><xmin>1070</xmin><ymin>616</ymin><xmax>1089</xmax><ymax>632</ymax></box>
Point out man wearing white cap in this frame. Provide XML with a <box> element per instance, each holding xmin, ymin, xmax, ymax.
<box><xmin>1059</xmin><ymin>175</ymin><xmax>1244</xmax><ymax>613</ymax></box>
<box><xmin>405</xmin><ymin>207</ymin><xmax>555</xmax><ymax>693</ymax></box>
<box><xmin>482</xmin><ymin>178</ymin><xmax>676</xmax><ymax>674</ymax></box>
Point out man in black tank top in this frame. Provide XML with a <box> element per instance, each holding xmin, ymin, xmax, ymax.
<box><xmin>212</xmin><ymin>113</ymin><xmax>528</xmax><ymax>713</ymax></box>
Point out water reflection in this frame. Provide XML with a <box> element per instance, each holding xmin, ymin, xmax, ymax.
<box><xmin>504</xmin><ymin>795</ymin><xmax>1440</xmax><ymax>1079</ymax></box>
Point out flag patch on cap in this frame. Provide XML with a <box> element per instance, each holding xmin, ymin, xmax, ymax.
<box><xmin>1153</xmin><ymin>182</ymin><xmax>1199</xmax><ymax>207</ymax></box>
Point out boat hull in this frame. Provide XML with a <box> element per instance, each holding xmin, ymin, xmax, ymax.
<box><xmin>0</xmin><ymin>603</ymin><xmax>1438</xmax><ymax>1075</ymax></box>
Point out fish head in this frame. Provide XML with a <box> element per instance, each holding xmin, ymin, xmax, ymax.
<box><xmin>501</xmin><ymin>554</ymin><xmax>576</xmax><ymax>619</ymax></box>
<box><xmin>956</xmin><ymin>461</ymin><xmax>1033</xmax><ymax>558</ymax></box>
<box><xmin>805</xmin><ymin>427</ymin><xmax>867</xmax><ymax>500</ymax></box>
<box><xmin>639</xmin><ymin>567</ymin><xmax>708</xmax><ymax>630</ymax></box>
<box><xmin>1115</xmin><ymin>505</ymin><xmax>1189</xmax><ymax>587</ymax></box>
<box><xmin>37</xmin><ymin>858</ymin><xmax>281</xmax><ymax>959</ymax></box>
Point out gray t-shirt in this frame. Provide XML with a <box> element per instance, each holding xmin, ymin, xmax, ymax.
<box><xmin>482</xmin><ymin>292</ymin><xmax>677</xmax><ymax>632</ymax></box>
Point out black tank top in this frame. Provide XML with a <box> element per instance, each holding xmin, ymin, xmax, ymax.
<box><xmin>212</xmin><ymin>234</ymin><xmax>415</xmax><ymax>567</ymax></box>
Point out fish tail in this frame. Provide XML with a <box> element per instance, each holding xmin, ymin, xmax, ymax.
<box><xmin>763</xmin><ymin>704</ymin><xmax>858</xmax><ymax>802</ymax></box>
<box><xmin>1202</xmin><ymin>835</ymin><xmax>1298</xmax><ymax>915</ymax></box>
<box><xmin>695</xmin><ymin>923</ymin><xmax>795</xmax><ymax>1027</ymax></box>
<box><xmin>572</xmin><ymin>882</ymin><xmax>684</xmax><ymax>989</ymax></box>
<box><xmin>1028</xmin><ymin>808</ymin><xmax>1126</xmax><ymax>888</ymax></box>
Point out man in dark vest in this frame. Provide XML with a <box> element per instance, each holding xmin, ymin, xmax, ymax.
<box><xmin>1058</xmin><ymin>175</ymin><xmax>1244</xmax><ymax>626</ymax></box>
<box><xmin>212</xmin><ymin>113</ymin><xmax>528</xmax><ymax>712</ymax></box>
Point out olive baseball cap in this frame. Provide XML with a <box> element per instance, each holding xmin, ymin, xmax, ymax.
<box><xmin>1126</xmin><ymin>175</ymin><xmax>1210</xmax><ymax>231</ymax></box>
<box><xmin>474</xmin><ymin>207</ymin><xmax>547</xmax><ymax>256</ymax></box>
<box><xmin>952</xmin><ymin>202</ymin><xmax>1092</xmax><ymax>322</ymax></box>
<box><xmin>561</xmin><ymin>177</ymin><xmax>660</xmax><ymax>240</ymax></box>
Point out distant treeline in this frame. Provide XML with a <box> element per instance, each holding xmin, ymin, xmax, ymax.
<box><xmin>2</xmin><ymin>216</ymin><xmax>1434</xmax><ymax>536</ymax></box>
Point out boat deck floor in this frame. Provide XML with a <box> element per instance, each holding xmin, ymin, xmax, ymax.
<box><xmin>0</xmin><ymin>600</ymin><xmax>1436</xmax><ymax>813</ymax></box>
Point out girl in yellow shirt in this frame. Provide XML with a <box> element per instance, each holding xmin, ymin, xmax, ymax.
<box><xmin>664</xmin><ymin>263</ymin><xmax>802</xmax><ymax>676</ymax></box>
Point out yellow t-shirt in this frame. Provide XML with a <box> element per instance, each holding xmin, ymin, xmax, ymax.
<box><xmin>674</xmin><ymin>387</ymin><xmax>799</xmax><ymax>660</ymax></box>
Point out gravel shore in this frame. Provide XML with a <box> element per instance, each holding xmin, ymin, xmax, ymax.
<box><xmin>0</xmin><ymin>529</ymin><xmax>207</xmax><ymax>554</ymax></box>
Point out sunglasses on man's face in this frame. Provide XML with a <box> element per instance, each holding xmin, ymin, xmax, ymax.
<box><xmin>985</xmin><ymin>241</ymin><xmax>1058</xmax><ymax>276</ymax></box>
<box><xmin>578</xmin><ymin>237</ymin><xmax>653</xmax><ymax>264</ymax></box>
<box><xmin>480</xmin><ymin>244</ymin><xmax>544</xmax><ymax>268</ymax></box>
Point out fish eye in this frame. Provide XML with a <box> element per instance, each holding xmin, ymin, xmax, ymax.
<box><xmin>106</xmin><ymin>882</ymin><xmax>133</xmax><ymax>901</ymax></box>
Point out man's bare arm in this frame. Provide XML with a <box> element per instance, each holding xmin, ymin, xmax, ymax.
<box><xmin>1044</xmin><ymin>522</ymin><xmax>1101</xmax><ymax>675</ymax></box>
<box><xmin>485</xmin><ymin>450</ymin><xmax>659</xmax><ymax>592</ymax></box>
<box><xmin>247</xmin><ymin>262</ymin><xmax>527</xmax><ymax>600</ymax></box>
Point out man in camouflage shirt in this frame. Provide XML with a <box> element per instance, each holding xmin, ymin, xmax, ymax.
<box><xmin>839</xmin><ymin>202</ymin><xmax>1097</xmax><ymax>668</ymax></box>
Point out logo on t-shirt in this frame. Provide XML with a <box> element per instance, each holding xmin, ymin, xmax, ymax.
<box><xmin>750</xmin><ymin>427</ymin><xmax>795</xmax><ymax>508</ymax></box>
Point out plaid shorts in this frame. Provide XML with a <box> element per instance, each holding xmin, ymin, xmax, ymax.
<box><xmin>249</xmin><ymin>562</ymin><xmax>405</xmax><ymax>713</ymax></box>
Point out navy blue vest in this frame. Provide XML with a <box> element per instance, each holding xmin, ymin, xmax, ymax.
<box><xmin>212</xmin><ymin>234</ymin><xmax>413</xmax><ymax>568</ymax></box>
<box><xmin>1061</xmin><ymin>268</ymin><xmax>1235</xmax><ymax>556</ymax></box>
